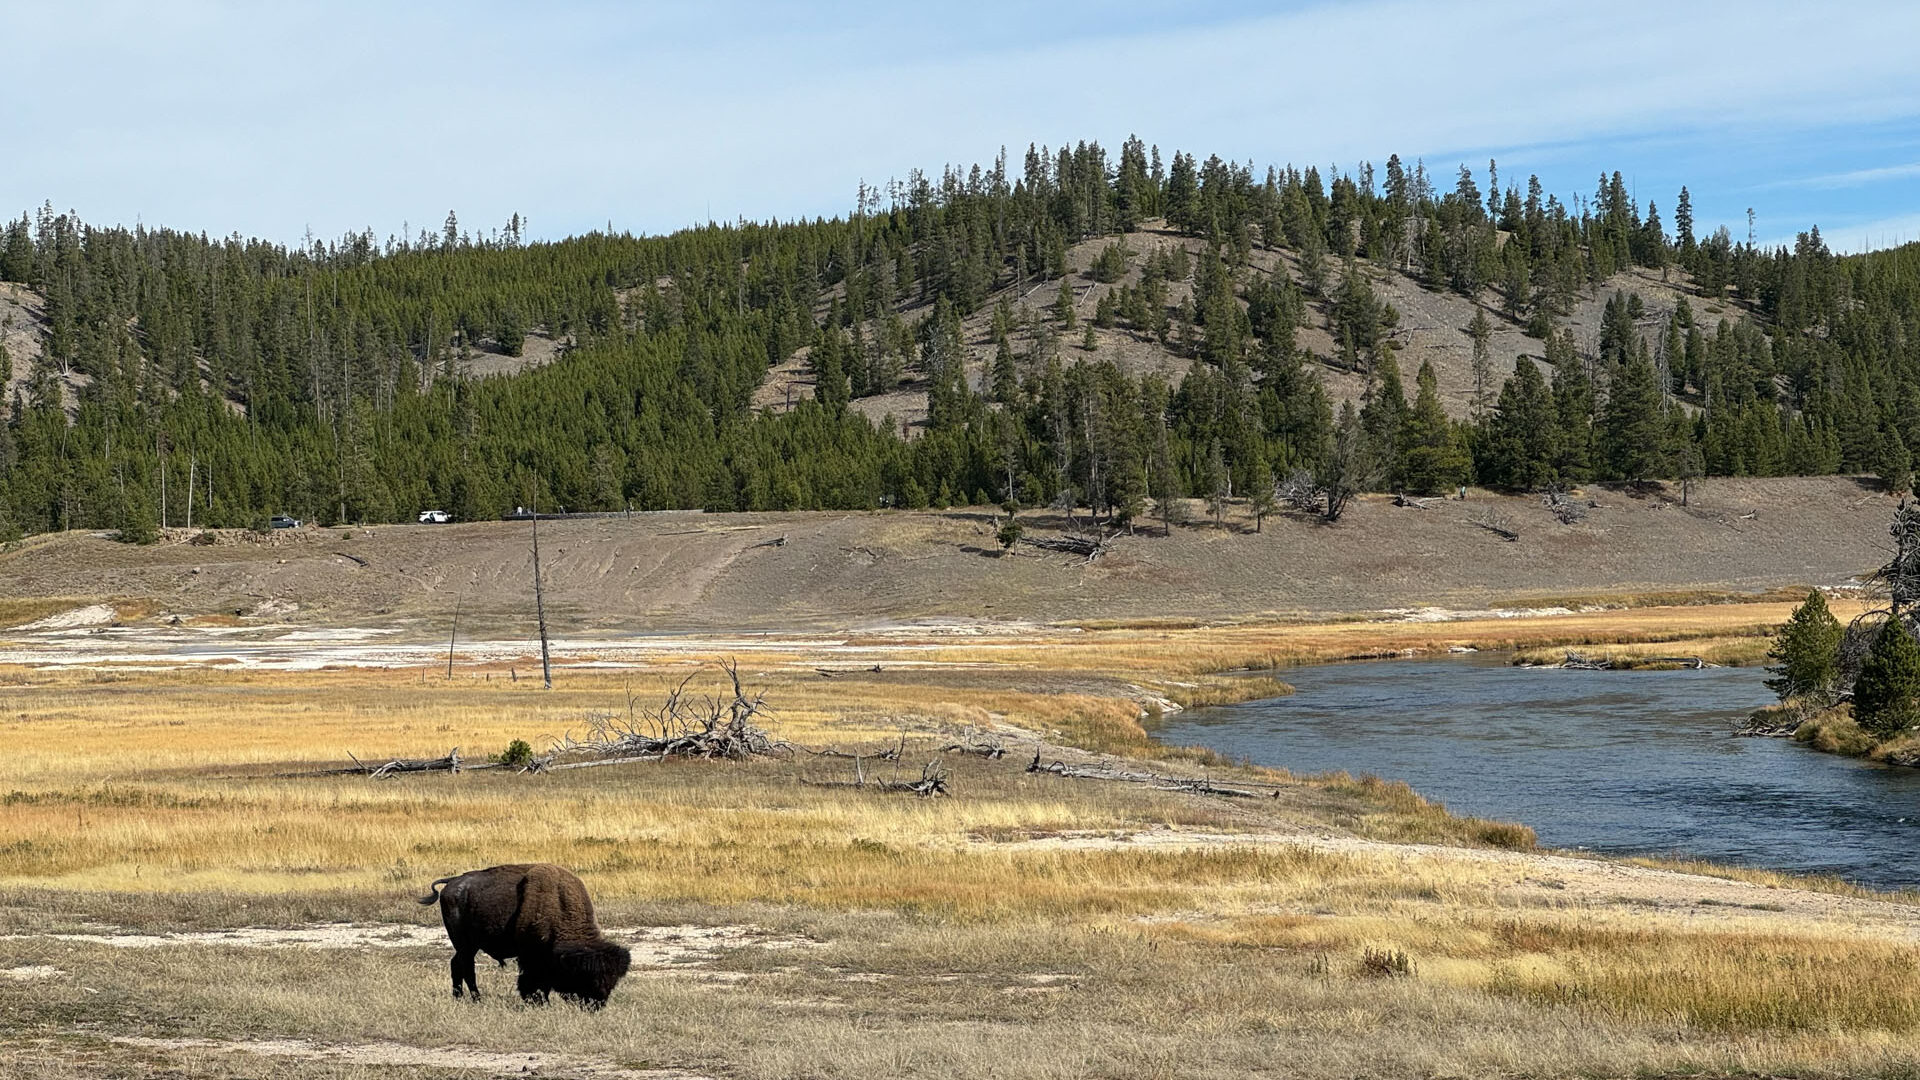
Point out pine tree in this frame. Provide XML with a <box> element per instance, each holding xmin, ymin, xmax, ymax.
<box><xmin>1248</xmin><ymin>457</ymin><xmax>1276</xmax><ymax>532</ymax></box>
<box><xmin>1764</xmin><ymin>591</ymin><xmax>1842</xmax><ymax>702</ymax></box>
<box><xmin>1878</xmin><ymin>427</ymin><xmax>1913</xmax><ymax>495</ymax></box>
<box><xmin>990</xmin><ymin>337</ymin><xmax>1018</xmax><ymax>404</ymax></box>
<box><xmin>1055</xmin><ymin>279</ymin><xmax>1076</xmax><ymax>329</ymax></box>
<box><xmin>1854</xmin><ymin>618</ymin><xmax>1920</xmax><ymax>738</ymax></box>
<box><xmin>1480</xmin><ymin>357</ymin><xmax>1558</xmax><ymax>490</ymax></box>
<box><xmin>1601</xmin><ymin>349</ymin><xmax>1665</xmax><ymax>480</ymax></box>
<box><xmin>1466</xmin><ymin>308</ymin><xmax>1494</xmax><ymax>416</ymax></box>
<box><xmin>1399</xmin><ymin>360</ymin><xmax>1469</xmax><ymax>494</ymax></box>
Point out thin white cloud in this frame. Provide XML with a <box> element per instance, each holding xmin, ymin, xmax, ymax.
<box><xmin>1766</xmin><ymin>162</ymin><xmax>1920</xmax><ymax>190</ymax></box>
<box><xmin>2</xmin><ymin>1</ymin><xmax>1918</xmax><ymax>242</ymax></box>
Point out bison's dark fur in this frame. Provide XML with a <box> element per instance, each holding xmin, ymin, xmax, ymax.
<box><xmin>420</xmin><ymin>863</ymin><xmax>631</xmax><ymax>1007</ymax></box>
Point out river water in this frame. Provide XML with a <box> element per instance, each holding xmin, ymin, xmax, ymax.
<box><xmin>1161</xmin><ymin>654</ymin><xmax>1920</xmax><ymax>890</ymax></box>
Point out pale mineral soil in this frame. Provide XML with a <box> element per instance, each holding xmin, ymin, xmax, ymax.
<box><xmin>0</xmin><ymin>474</ymin><xmax>1888</xmax><ymax>638</ymax></box>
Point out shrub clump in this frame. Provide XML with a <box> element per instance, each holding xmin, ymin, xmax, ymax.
<box><xmin>495</xmin><ymin>739</ymin><xmax>535</xmax><ymax>769</ymax></box>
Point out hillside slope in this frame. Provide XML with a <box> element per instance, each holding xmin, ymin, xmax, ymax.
<box><xmin>758</xmin><ymin>221</ymin><xmax>1708</xmax><ymax>433</ymax></box>
<box><xmin>0</xmin><ymin>475</ymin><xmax>1887</xmax><ymax>635</ymax></box>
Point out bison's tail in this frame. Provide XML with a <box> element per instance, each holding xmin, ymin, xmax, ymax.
<box><xmin>418</xmin><ymin>875</ymin><xmax>459</xmax><ymax>905</ymax></box>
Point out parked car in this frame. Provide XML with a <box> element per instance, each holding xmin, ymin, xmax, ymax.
<box><xmin>417</xmin><ymin>509</ymin><xmax>452</xmax><ymax>524</ymax></box>
<box><xmin>269</xmin><ymin>515</ymin><xmax>301</xmax><ymax>529</ymax></box>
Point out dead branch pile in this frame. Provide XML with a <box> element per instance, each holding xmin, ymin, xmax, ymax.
<box><xmin>1021</xmin><ymin>532</ymin><xmax>1111</xmax><ymax>561</ymax></box>
<box><xmin>1542</xmin><ymin>488</ymin><xmax>1586</xmax><ymax>524</ymax></box>
<box><xmin>323</xmin><ymin>747</ymin><xmax>491</xmax><ymax>779</ymax></box>
<box><xmin>546</xmin><ymin>659</ymin><xmax>788</xmax><ymax>768</ymax></box>
<box><xmin>1026</xmin><ymin>752</ymin><xmax>1276</xmax><ymax>799</ymax></box>
<box><xmin>1278</xmin><ymin>469</ymin><xmax>1321</xmax><ymax>512</ymax></box>
<box><xmin>1470</xmin><ymin>509</ymin><xmax>1519</xmax><ymax>541</ymax></box>
<box><xmin>1560</xmin><ymin>651</ymin><xmax>1612</xmax><ymax>670</ymax></box>
<box><xmin>805</xmin><ymin>752</ymin><xmax>950</xmax><ymax>796</ymax></box>
<box><xmin>881</xmin><ymin>761</ymin><xmax>951</xmax><ymax>797</ymax></box>
<box><xmin>1393</xmin><ymin>493</ymin><xmax>1437</xmax><ymax>509</ymax></box>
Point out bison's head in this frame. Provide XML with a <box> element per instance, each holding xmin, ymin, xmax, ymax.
<box><xmin>551</xmin><ymin>939</ymin><xmax>632</xmax><ymax>1007</ymax></box>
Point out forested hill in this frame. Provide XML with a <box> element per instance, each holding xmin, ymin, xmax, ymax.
<box><xmin>0</xmin><ymin>140</ymin><xmax>1916</xmax><ymax>540</ymax></box>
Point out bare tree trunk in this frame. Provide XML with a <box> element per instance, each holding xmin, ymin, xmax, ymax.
<box><xmin>531</xmin><ymin>508</ymin><xmax>552</xmax><ymax>689</ymax></box>
<box><xmin>446</xmin><ymin>591</ymin><xmax>462</xmax><ymax>680</ymax></box>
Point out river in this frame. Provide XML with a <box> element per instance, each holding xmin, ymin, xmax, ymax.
<box><xmin>1160</xmin><ymin>654</ymin><xmax>1920</xmax><ymax>890</ymax></box>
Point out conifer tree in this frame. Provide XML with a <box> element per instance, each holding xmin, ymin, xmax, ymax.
<box><xmin>1764</xmin><ymin>591</ymin><xmax>1842</xmax><ymax>702</ymax></box>
<box><xmin>1601</xmin><ymin>349</ymin><xmax>1665</xmax><ymax>480</ymax></box>
<box><xmin>1854</xmin><ymin>618</ymin><xmax>1920</xmax><ymax>738</ymax></box>
<box><xmin>1399</xmin><ymin>360</ymin><xmax>1468</xmax><ymax>494</ymax></box>
<box><xmin>1480</xmin><ymin>357</ymin><xmax>1558</xmax><ymax>489</ymax></box>
<box><xmin>1466</xmin><ymin>308</ymin><xmax>1494</xmax><ymax>416</ymax></box>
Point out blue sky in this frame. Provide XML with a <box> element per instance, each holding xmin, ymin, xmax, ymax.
<box><xmin>5</xmin><ymin>1</ymin><xmax>1918</xmax><ymax>252</ymax></box>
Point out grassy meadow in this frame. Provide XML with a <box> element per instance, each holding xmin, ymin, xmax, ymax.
<box><xmin>7</xmin><ymin>600</ymin><xmax>1920</xmax><ymax>1079</ymax></box>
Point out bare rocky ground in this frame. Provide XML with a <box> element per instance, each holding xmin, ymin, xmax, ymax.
<box><xmin>0</xmin><ymin>475</ymin><xmax>1888</xmax><ymax>638</ymax></box>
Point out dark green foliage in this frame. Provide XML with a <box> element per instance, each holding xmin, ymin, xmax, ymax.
<box><xmin>1600</xmin><ymin>348</ymin><xmax>1666</xmax><ymax>481</ymax></box>
<box><xmin>1854</xmin><ymin>618</ymin><xmax>1920</xmax><ymax>738</ymax></box>
<box><xmin>1765</xmin><ymin>591</ymin><xmax>1842</xmax><ymax>702</ymax></box>
<box><xmin>0</xmin><ymin>142</ymin><xmax>1911</xmax><ymax>539</ymax></box>
<box><xmin>115</xmin><ymin>488</ymin><xmax>159</xmax><ymax>545</ymax></box>
<box><xmin>1478</xmin><ymin>357</ymin><xmax>1558</xmax><ymax>490</ymax></box>
<box><xmin>496</xmin><ymin>739</ymin><xmax>535</xmax><ymax>768</ymax></box>
<box><xmin>996</xmin><ymin>516</ymin><xmax>1023</xmax><ymax>549</ymax></box>
<box><xmin>1399</xmin><ymin>360</ymin><xmax>1468</xmax><ymax>494</ymax></box>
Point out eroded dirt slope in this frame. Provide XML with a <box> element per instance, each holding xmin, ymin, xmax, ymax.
<box><xmin>0</xmin><ymin>475</ymin><xmax>1888</xmax><ymax>635</ymax></box>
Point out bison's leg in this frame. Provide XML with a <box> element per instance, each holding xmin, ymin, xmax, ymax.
<box><xmin>452</xmin><ymin>947</ymin><xmax>481</xmax><ymax>1000</ymax></box>
<box><xmin>516</xmin><ymin>960</ymin><xmax>551</xmax><ymax>1004</ymax></box>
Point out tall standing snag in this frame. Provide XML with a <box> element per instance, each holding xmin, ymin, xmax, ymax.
<box><xmin>531</xmin><ymin>504</ymin><xmax>552</xmax><ymax>689</ymax></box>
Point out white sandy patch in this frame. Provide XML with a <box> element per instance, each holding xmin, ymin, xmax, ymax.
<box><xmin>1382</xmin><ymin>606</ymin><xmax>1582</xmax><ymax>623</ymax></box>
<box><xmin>0</xmin><ymin>965</ymin><xmax>62</xmax><ymax>980</ymax></box>
<box><xmin>109</xmin><ymin>1036</ymin><xmax>707</xmax><ymax>1079</ymax></box>
<box><xmin>5</xmin><ymin>922</ymin><xmax>816</xmax><ymax>967</ymax></box>
<box><xmin>15</xmin><ymin>603</ymin><xmax>118</xmax><ymax>630</ymax></box>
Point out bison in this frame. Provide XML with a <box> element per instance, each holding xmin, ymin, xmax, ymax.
<box><xmin>419</xmin><ymin>863</ymin><xmax>631</xmax><ymax>1007</ymax></box>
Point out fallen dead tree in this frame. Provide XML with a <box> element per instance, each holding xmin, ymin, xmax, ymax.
<box><xmin>1020</xmin><ymin>532</ymin><xmax>1112</xmax><ymax>561</ymax></box>
<box><xmin>306</xmin><ymin>747</ymin><xmax>497</xmax><ymax>779</ymax></box>
<box><xmin>543</xmin><ymin>659</ymin><xmax>788</xmax><ymax>768</ymax></box>
<box><xmin>940</xmin><ymin>737</ymin><xmax>1007</xmax><ymax>759</ymax></box>
<box><xmin>1470</xmin><ymin>509</ymin><xmax>1520</xmax><ymax>541</ymax></box>
<box><xmin>805</xmin><ymin>755</ymin><xmax>951</xmax><ymax>797</ymax></box>
<box><xmin>1026</xmin><ymin>752</ymin><xmax>1277</xmax><ymax>799</ymax></box>
<box><xmin>1542</xmin><ymin>488</ymin><xmax>1586</xmax><ymax>525</ymax></box>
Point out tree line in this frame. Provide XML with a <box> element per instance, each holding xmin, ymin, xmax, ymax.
<box><xmin>0</xmin><ymin>138</ymin><xmax>1915</xmax><ymax>539</ymax></box>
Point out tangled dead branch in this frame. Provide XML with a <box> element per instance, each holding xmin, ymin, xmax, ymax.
<box><xmin>805</xmin><ymin>752</ymin><xmax>950</xmax><ymax>796</ymax></box>
<box><xmin>1470</xmin><ymin>509</ymin><xmax>1520</xmax><ymax>541</ymax></box>
<box><xmin>1025</xmin><ymin>752</ymin><xmax>1276</xmax><ymax>799</ymax></box>
<box><xmin>1020</xmin><ymin>532</ymin><xmax>1112</xmax><ymax>561</ymax></box>
<box><xmin>1278</xmin><ymin>469</ymin><xmax>1321</xmax><ymax>513</ymax></box>
<box><xmin>1542</xmin><ymin>487</ymin><xmax>1586</xmax><ymax>525</ymax></box>
<box><xmin>881</xmin><ymin>761</ymin><xmax>951</xmax><ymax>797</ymax></box>
<box><xmin>545</xmin><ymin>659</ymin><xmax>788</xmax><ymax>767</ymax></box>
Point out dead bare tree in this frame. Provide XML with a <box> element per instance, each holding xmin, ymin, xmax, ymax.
<box><xmin>531</xmin><ymin>505</ymin><xmax>552</xmax><ymax>689</ymax></box>
<box><xmin>1542</xmin><ymin>487</ymin><xmax>1586</xmax><ymax>524</ymax></box>
<box><xmin>545</xmin><ymin>659</ymin><xmax>787</xmax><ymax>766</ymax></box>
<box><xmin>1469</xmin><ymin>509</ymin><xmax>1520</xmax><ymax>541</ymax></box>
<box><xmin>1278</xmin><ymin>469</ymin><xmax>1320</xmax><ymax>513</ymax></box>
<box><xmin>1026</xmin><ymin>752</ymin><xmax>1275</xmax><ymax>799</ymax></box>
<box><xmin>1021</xmin><ymin>532</ymin><xmax>1112</xmax><ymax>561</ymax></box>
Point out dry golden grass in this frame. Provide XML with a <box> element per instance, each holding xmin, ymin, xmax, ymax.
<box><xmin>5</xmin><ymin>604</ymin><xmax>1919</xmax><ymax>1078</ymax></box>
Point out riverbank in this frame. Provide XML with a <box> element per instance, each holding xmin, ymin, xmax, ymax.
<box><xmin>1749</xmin><ymin>700</ymin><xmax>1920</xmax><ymax>768</ymax></box>
<box><xmin>9</xmin><ymin>602</ymin><xmax>1920</xmax><ymax>1078</ymax></box>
